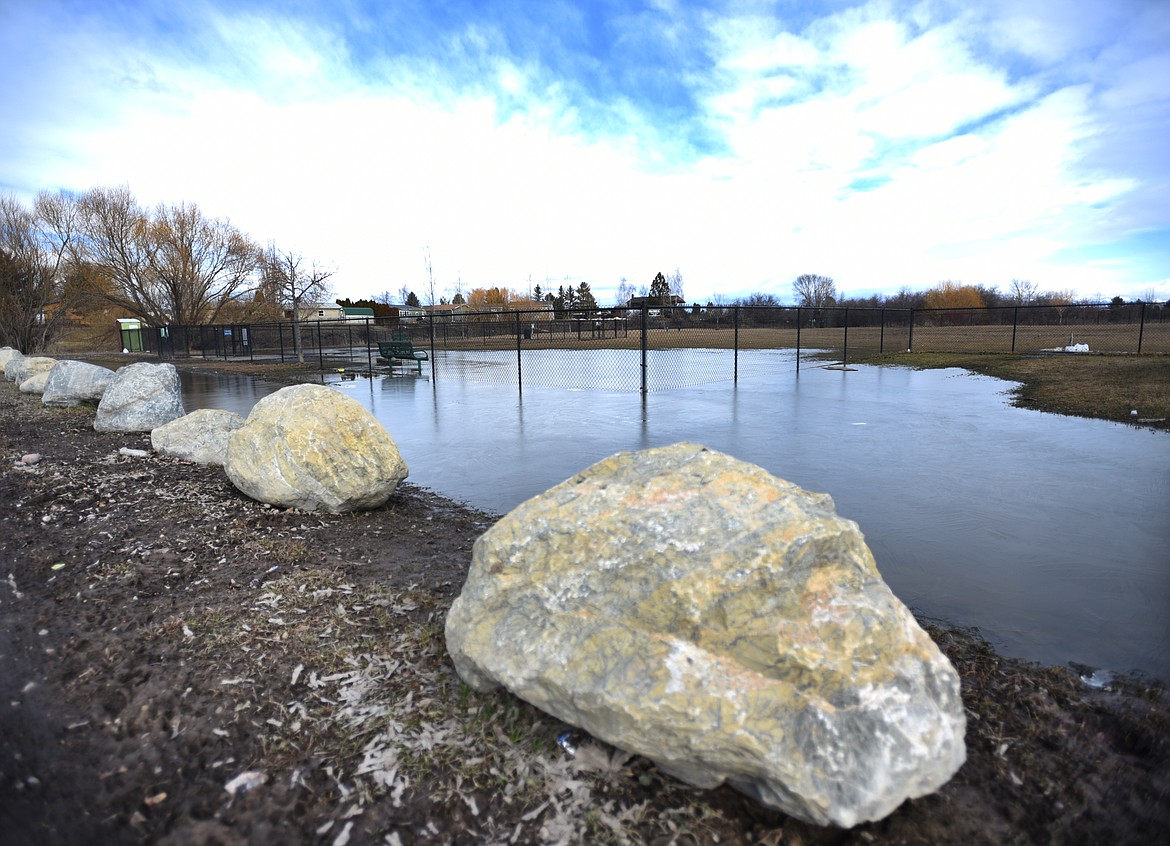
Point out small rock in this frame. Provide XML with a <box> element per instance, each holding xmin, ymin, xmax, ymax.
<box><xmin>20</xmin><ymin>453</ymin><xmax>42</xmax><ymax>465</ymax></box>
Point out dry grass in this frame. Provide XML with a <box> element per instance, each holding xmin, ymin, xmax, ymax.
<box><xmin>428</xmin><ymin>320</ymin><xmax>1170</xmax><ymax>355</ymax></box>
<box><xmin>155</xmin><ymin>566</ymin><xmax>710</xmax><ymax>844</ymax></box>
<box><xmin>846</xmin><ymin>351</ymin><xmax>1170</xmax><ymax>429</ymax></box>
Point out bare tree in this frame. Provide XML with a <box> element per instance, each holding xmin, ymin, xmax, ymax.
<box><xmin>152</xmin><ymin>201</ymin><xmax>261</xmax><ymax>324</ymax></box>
<box><xmin>423</xmin><ymin>246</ymin><xmax>436</xmax><ymax>307</ymax></box>
<box><xmin>1008</xmin><ymin>278</ymin><xmax>1038</xmax><ymax>304</ymax></box>
<box><xmin>76</xmin><ymin>187</ymin><xmax>261</xmax><ymax>327</ymax></box>
<box><xmin>614</xmin><ymin>277</ymin><xmax>637</xmax><ymax>307</ymax></box>
<box><xmin>792</xmin><ymin>274</ymin><xmax>837</xmax><ymax>308</ymax></box>
<box><xmin>0</xmin><ymin>191</ymin><xmax>81</xmax><ymax>352</ymax></box>
<box><xmin>667</xmin><ymin>267</ymin><xmax>685</xmax><ymax>302</ymax></box>
<box><xmin>740</xmin><ymin>292</ymin><xmax>781</xmax><ymax>307</ymax></box>
<box><xmin>260</xmin><ymin>243</ymin><xmax>335</xmax><ymax>363</ymax></box>
<box><xmin>1038</xmin><ymin>288</ymin><xmax>1077</xmax><ymax>325</ymax></box>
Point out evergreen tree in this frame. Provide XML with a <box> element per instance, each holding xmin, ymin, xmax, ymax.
<box><xmin>406</xmin><ymin>291</ymin><xmax>421</xmax><ymax>307</ymax></box>
<box><xmin>576</xmin><ymin>282</ymin><xmax>597</xmax><ymax>310</ymax></box>
<box><xmin>649</xmin><ymin>272</ymin><xmax>670</xmax><ymax>301</ymax></box>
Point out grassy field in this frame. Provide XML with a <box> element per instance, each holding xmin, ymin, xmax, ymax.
<box><xmin>426</xmin><ymin>318</ymin><xmax>1169</xmax><ymax>354</ymax></box>
<box><xmin>843</xmin><ymin>351</ymin><xmax>1170</xmax><ymax>429</ymax></box>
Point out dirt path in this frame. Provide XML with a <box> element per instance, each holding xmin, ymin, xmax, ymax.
<box><xmin>1</xmin><ymin>376</ymin><xmax>1167</xmax><ymax>845</ymax></box>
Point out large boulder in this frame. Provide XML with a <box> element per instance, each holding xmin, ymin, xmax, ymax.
<box><xmin>151</xmin><ymin>408</ymin><xmax>245</xmax><ymax>466</ymax></box>
<box><xmin>0</xmin><ymin>347</ymin><xmax>22</xmax><ymax>376</ymax></box>
<box><xmin>446</xmin><ymin>443</ymin><xmax>966</xmax><ymax>828</ymax></box>
<box><xmin>7</xmin><ymin>355</ymin><xmax>56</xmax><ymax>384</ymax></box>
<box><xmin>94</xmin><ymin>362</ymin><xmax>185</xmax><ymax>433</ymax></box>
<box><xmin>224</xmin><ymin>384</ymin><xmax>408</xmax><ymax>512</ymax></box>
<box><xmin>19</xmin><ymin>371</ymin><xmax>51</xmax><ymax>395</ymax></box>
<box><xmin>42</xmin><ymin>360</ymin><xmax>117</xmax><ymax>407</ymax></box>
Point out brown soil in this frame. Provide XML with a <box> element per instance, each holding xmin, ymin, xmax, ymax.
<box><xmin>2</xmin><ymin>372</ymin><xmax>1168</xmax><ymax>845</ymax></box>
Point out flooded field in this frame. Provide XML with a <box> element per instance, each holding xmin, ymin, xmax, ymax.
<box><xmin>182</xmin><ymin>356</ymin><xmax>1170</xmax><ymax>682</ymax></box>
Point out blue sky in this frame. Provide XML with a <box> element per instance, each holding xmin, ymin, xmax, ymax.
<box><xmin>2</xmin><ymin>0</ymin><xmax>1167</xmax><ymax>305</ymax></box>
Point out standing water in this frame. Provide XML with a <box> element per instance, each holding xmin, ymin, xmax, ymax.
<box><xmin>182</xmin><ymin>360</ymin><xmax>1170</xmax><ymax>683</ymax></box>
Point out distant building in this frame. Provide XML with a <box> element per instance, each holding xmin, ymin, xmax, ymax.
<box><xmin>342</xmin><ymin>307</ymin><xmax>376</xmax><ymax>321</ymax></box>
<box><xmin>626</xmin><ymin>295</ymin><xmax>685</xmax><ymax>309</ymax></box>
<box><xmin>425</xmin><ymin>303</ymin><xmax>472</xmax><ymax>322</ymax></box>
<box><xmin>387</xmin><ymin>303</ymin><xmax>427</xmax><ymax>320</ymax></box>
<box><xmin>285</xmin><ymin>302</ymin><xmax>344</xmax><ymax>321</ymax></box>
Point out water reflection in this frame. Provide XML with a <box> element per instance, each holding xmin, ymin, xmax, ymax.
<box><xmin>179</xmin><ymin>371</ymin><xmax>283</xmax><ymax>415</ymax></box>
<box><xmin>181</xmin><ymin>359</ymin><xmax>1170</xmax><ymax>683</ymax></box>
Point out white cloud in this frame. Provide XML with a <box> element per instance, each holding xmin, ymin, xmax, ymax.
<box><xmin>1</xmin><ymin>0</ymin><xmax>1166</xmax><ymax>306</ymax></box>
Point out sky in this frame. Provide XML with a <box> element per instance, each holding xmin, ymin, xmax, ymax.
<box><xmin>2</xmin><ymin>0</ymin><xmax>1168</xmax><ymax>307</ymax></box>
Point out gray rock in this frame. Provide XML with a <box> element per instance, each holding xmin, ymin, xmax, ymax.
<box><xmin>19</xmin><ymin>371</ymin><xmax>51</xmax><ymax>395</ymax></box>
<box><xmin>152</xmin><ymin>408</ymin><xmax>245</xmax><ymax>466</ymax></box>
<box><xmin>224</xmin><ymin>384</ymin><xmax>408</xmax><ymax>512</ymax></box>
<box><xmin>8</xmin><ymin>355</ymin><xmax>56</xmax><ymax>384</ymax></box>
<box><xmin>0</xmin><ymin>347</ymin><xmax>22</xmax><ymax>376</ymax></box>
<box><xmin>42</xmin><ymin>360</ymin><xmax>117</xmax><ymax>407</ymax></box>
<box><xmin>446</xmin><ymin>442</ymin><xmax>966</xmax><ymax>828</ymax></box>
<box><xmin>94</xmin><ymin>363</ymin><xmax>185</xmax><ymax>433</ymax></box>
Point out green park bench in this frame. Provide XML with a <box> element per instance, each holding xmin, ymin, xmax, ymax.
<box><xmin>377</xmin><ymin>335</ymin><xmax>429</xmax><ymax>375</ymax></box>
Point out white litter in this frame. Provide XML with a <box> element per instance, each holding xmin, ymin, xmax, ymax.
<box><xmin>1080</xmin><ymin>669</ymin><xmax>1115</xmax><ymax>689</ymax></box>
<box><xmin>224</xmin><ymin>770</ymin><xmax>268</xmax><ymax>795</ymax></box>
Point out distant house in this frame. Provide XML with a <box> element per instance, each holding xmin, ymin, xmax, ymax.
<box><xmin>285</xmin><ymin>302</ymin><xmax>344</xmax><ymax>321</ymax></box>
<box><xmin>342</xmin><ymin>307</ymin><xmax>376</xmax><ymax>321</ymax></box>
<box><xmin>388</xmin><ymin>302</ymin><xmax>427</xmax><ymax>320</ymax></box>
<box><xmin>425</xmin><ymin>303</ymin><xmax>473</xmax><ymax>322</ymax></box>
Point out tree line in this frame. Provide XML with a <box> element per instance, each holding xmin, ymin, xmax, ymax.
<box><xmin>756</xmin><ymin>274</ymin><xmax>1163</xmax><ymax>312</ymax></box>
<box><xmin>6</xmin><ymin>185</ymin><xmax>1163</xmax><ymax>355</ymax></box>
<box><xmin>0</xmin><ymin>187</ymin><xmax>331</xmax><ymax>353</ymax></box>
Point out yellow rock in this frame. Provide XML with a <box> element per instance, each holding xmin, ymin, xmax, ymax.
<box><xmin>225</xmin><ymin>384</ymin><xmax>407</xmax><ymax>512</ymax></box>
<box><xmin>447</xmin><ymin>442</ymin><xmax>965</xmax><ymax>827</ymax></box>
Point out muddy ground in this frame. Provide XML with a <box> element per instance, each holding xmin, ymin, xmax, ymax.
<box><xmin>1</xmin><ymin>371</ymin><xmax>1168</xmax><ymax>846</ymax></box>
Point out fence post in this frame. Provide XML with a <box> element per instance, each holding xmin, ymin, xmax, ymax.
<box><xmin>1011</xmin><ymin>306</ymin><xmax>1018</xmax><ymax>353</ymax></box>
<box><xmin>640</xmin><ymin>305</ymin><xmax>649</xmax><ymax>395</ymax></box>
<box><xmin>796</xmin><ymin>307</ymin><xmax>802</xmax><ymax>372</ymax></box>
<box><xmin>365</xmin><ymin>318</ymin><xmax>373</xmax><ymax>372</ymax></box>
<box><xmin>879</xmin><ymin>308</ymin><xmax>885</xmax><ymax>354</ymax></box>
<box><xmin>843</xmin><ymin>308</ymin><xmax>849</xmax><ymax>366</ymax></box>
<box><xmin>1138</xmin><ymin>301</ymin><xmax>1146</xmax><ymax>353</ymax></box>
<box><xmin>515</xmin><ymin>311</ymin><xmax>523</xmax><ymax>396</ymax></box>
<box><xmin>733</xmin><ymin>305</ymin><xmax>740</xmax><ymax>384</ymax></box>
<box><xmin>428</xmin><ymin>310</ymin><xmax>436</xmax><ymax>376</ymax></box>
<box><xmin>278</xmin><ymin>322</ymin><xmax>285</xmax><ymax>363</ymax></box>
<box><xmin>316</xmin><ymin>321</ymin><xmax>324</xmax><ymax>370</ymax></box>
<box><xmin>908</xmin><ymin>309</ymin><xmax>914</xmax><ymax>352</ymax></box>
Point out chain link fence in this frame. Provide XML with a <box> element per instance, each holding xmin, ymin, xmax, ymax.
<box><xmin>140</xmin><ymin>301</ymin><xmax>1168</xmax><ymax>392</ymax></box>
